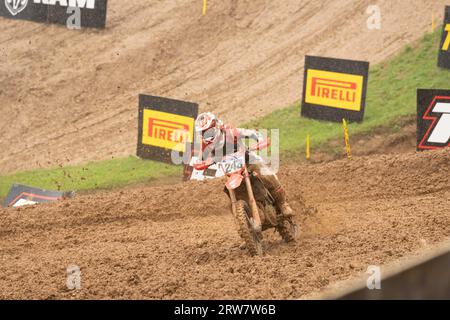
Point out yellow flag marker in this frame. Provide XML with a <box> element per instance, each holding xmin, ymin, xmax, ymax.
<box><xmin>202</xmin><ymin>0</ymin><xmax>207</xmax><ymax>16</ymax></box>
<box><xmin>306</xmin><ymin>134</ymin><xmax>311</xmax><ymax>161</ymax></box>
<box><xmin>342</xmin><ymin>118</ymin><xmax>352</xmax><ymax>160</ymax></box>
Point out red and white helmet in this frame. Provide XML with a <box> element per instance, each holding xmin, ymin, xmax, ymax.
<box><xmin>195</xmin><ymin>112</ymin><xmax>222</xmax><ymax>146</ymax></box>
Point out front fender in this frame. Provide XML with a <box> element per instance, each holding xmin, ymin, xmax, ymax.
<box><xmin>225</xmin><ymin>173</ymin><xmax>244</xmax><ymax>190</ymax></box>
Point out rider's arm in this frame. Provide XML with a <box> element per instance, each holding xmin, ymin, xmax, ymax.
<box><xmin>236</xmin><ymin>128</ymin><xmax>265</xmax><ymax>142</ymax></box>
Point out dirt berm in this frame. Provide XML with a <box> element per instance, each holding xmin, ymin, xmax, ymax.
<box><xmin>0</xmin><ymin>149</ymin><xmax>448</xmax><ymax>299</ymax></box>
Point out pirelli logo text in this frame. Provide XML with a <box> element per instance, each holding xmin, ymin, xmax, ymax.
<box><xmin>305</xmin><ymin>69</ymin><xmax>364</xmax><ymax>111</ymax></box>
<box><xmin>142</xmin><ymin>109</ymin><xmax>194</xmax><ymax>152</ymax></box>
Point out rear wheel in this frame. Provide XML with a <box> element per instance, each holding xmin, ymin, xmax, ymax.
<box><xmin>235</xmin><ymin>200</ymin><xmax>263</xmax><ymax>256</ymax></box>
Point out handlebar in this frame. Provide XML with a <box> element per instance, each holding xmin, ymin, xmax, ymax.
<box><xmin>193</xmin><ymin>159</ymin><xmax>213</xmax><ymax>171</ymax></box>
<box><xmin>193</xmin><ymin>138</ymin><xmax>271</xmax><ymax>170</ymax></box>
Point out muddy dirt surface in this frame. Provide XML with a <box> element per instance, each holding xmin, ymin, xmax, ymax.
<box><xmin>0</xmin><ymin>149</ymin><xmax>448</xmax><ymax>299</ymax></box>
<box><xmin>0</xmin><ymin>0</ymin><xmax>447</xmax><ymax>174</ymax></box>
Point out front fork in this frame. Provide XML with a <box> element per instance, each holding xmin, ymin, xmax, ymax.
<box><xmin>228</xmin><ymin>167</ymin><xmax>262</xmax><ymax>233</ymax></box>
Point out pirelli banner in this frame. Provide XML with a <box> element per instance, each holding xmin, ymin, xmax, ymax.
<box><xmin>301</xmin><ymin>56</ymin><xmax>369</xmax><ymax>123</ymax></box>
<box><xmin>417</xmin><ymin>89</ymin><xmax>450</xmax><ymax>151</ymax></box>
<box><xmin>438</xmin><ymin>6</ymin><xmax>450</xmax><ymax>69</ymax></box>
<box><xmin>137</xmin><ymin>95</ymin><xmax>199</xmax><ymax>164</ymax></box>
<box><xmin>0</xmin><ymin>0</ymin><xmax>108</xmax><ymax>29</ymax></box>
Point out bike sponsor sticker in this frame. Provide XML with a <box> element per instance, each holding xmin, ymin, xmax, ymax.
<box><xmin>438</xmin><ymin>6</ymin><xmax>450</xmax><ymax>69</ymax></box>
<box><xmin>417</xmin><ymin>89</ymin><xmax>450</xmax><ymax>151</ymax></box>
<box><xmin>137</xmin><ymin>95</ymin><xmax>198</xmax><ymax>164</ymax></box>
<box><xmin>0</xmin><ymin>0</ymin><xmax>108</xmax><ymax>28</ymax></box>
<box><xmin>301</xmin><ymin>55</ymin><xmax>369</xmax><ymax>123</ymax></box>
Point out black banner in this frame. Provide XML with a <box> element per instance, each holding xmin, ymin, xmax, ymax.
<box><xmin>137</xmin><ymin>95</ymin><xmax>198</xmax><ymax>164</ymax></box>
<box><xmin>2</xmin><ymin>184</ymin><xmax>74</xmax><ymax>207</ymax></box>
<box><xmin>417</xmin><ymin>89</ymin><xmax>450</xmax><ymax>151</ymax></box>
<box><xmin>301</xmin><ymin>56</ymin><xmax>369</xmax><ymax>123</ymax></box>
<box><xmin>438</xmin><ymin>6</ymin><xmax>450</xmax><ymax>69</ymax></box>
<box><xmin>0</xmin><ymin>300</ymin><xmax>441</xmax><ymax>319</ymax></box>
<box><xmin>0</xmin><ymin>0</ymin><xmax>107</xmax><ymax>29</ymax></box>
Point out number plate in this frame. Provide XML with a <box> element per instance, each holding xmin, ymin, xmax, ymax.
<box><xmin>218</xmin><ymin>154</ymin><xmax>245</xmax><ymax>174</ymax></box>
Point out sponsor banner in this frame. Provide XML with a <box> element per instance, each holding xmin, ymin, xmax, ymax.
<box><xmin>438</xmin><ymin>6</ymin><xmax>450</xmax><ymax>69</ymax></box>
<box><xmin>2</xmin><ymin>184</ymin><xmax>74</xmax><ymax>208</ymax></box>
<box><xmin>301</xmin><ymin>55</ymin><xmax>369</xmax><ymax>123</ymax></box>
<box><xmin>137</xmin><ymin>95</ymin><xmax>198</xmax><ymax>164</ymax></box>
<box><xmin>0</xmin><ymin>0</ymin><xmax>107</xmax><ymax>29</ymax></box>
<box><xmin>417</xmin><ymin>89</ymin><xmax>450</xmax><ymax>151</ymax></box>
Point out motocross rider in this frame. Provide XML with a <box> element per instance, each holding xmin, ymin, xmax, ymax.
<box><xmin>194</xmin><ymin>112</ymin><xmax>293</xmax><ymax>218</ymax></box>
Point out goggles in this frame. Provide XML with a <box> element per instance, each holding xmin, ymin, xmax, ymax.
<box><xmin>202</xmin><ymin>127</ymin><xmax>219</xmax><ymax>143</ymax></box>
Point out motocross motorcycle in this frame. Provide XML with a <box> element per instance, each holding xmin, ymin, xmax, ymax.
<box><xmin>193</xmin><ymin>140</ymin><xmax>298</xmax><ymax>256</ymax></box>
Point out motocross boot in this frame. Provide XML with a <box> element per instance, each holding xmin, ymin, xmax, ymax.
<box><xmin>250</xmin><ymin>163</ymin><xmax>294</xmax><ymax>217</ymax></box>
<box><xmin>272</xmin><ymin>186</ymin><xmax>294</xmax><ymax>218</ymax></box>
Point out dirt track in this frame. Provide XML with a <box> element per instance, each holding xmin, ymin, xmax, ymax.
<box><xmin>0</xmin><ymin>0</ymin><xmax>447</xmax><ymax>174</ymax></box>
<box><xmin>0</xmin><ymin>149</ymin><xmax>448</xmax><ymax>299</ymax></box>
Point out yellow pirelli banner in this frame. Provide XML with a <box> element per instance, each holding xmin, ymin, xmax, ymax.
<box><xmin>137</xmin><ymin>95</ymin><xmax>198</xmax><ymax>163</ymax></box>
<box><xmin>301</xmin><ymin>56</ymin><xmax>369</xmax><ymax>123</ymax></box>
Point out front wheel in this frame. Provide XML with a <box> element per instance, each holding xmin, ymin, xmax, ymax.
<box><xmin>235</xmin><ymin>200</ymin><xmax>263</xmax><ymax>256</ymax></box>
